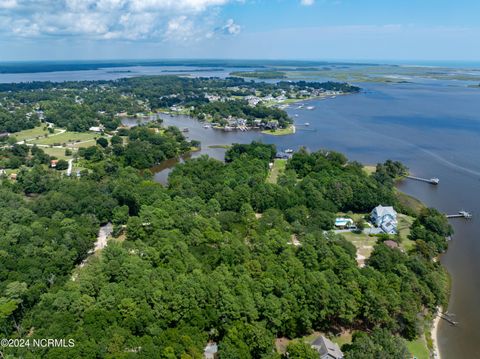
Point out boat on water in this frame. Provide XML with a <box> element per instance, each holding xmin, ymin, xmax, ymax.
<box><xmin>305</xmin><ymin>122</ymin><xmax>310</xmax><ymax>126</ymax></box>
<box><xmin>306</xmin><ymin>106</ymin><xmax>315</xmax><ymax>110</ymax></box>
<box><xmin>331</xmin><ymin>96</ymin><xmax>336</xmax><ymax>99</ymax></box>
<box><xmin>285</xmin><ymin>149</ymin><xmax>294</xmax><ymax>154</ymax></box>
<box><xmin>182</xmin><ymin>128</ymin><xmax>189</xmax><ymax>132</ymax></box>
<box><xmin>203</xmin><ymin>124</ymin><xmax>211</xmax><ymax>129</ymax></box>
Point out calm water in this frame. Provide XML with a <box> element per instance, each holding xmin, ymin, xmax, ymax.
<box><xmin>3</xmin><ymin>66</ymin><xmax>480</xmax><ymax>357</ymax></box>
<box><xmin>157</xmin><ymin>81</ymin><xmax>480</xmax><ymax>358</ymax></box>
<box><xmin>0</xmin><ymin>66</ymin><xmax>252</xmax><ymax>83</ymax></box>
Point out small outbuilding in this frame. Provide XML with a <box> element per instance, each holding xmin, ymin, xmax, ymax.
<box><xmin>334</xmin><ymin>218</ymin><xmax>354</xmax><ymax>229</ymax></box>
<box><xmin>203</xmin><ymin>342</ymin><xmax>218</xmax><ymax>359</ymax></box>
<box><xmin>311</xmin><ymin>336</ymin><xmax>344</xmax><ymax>359</ymax></box>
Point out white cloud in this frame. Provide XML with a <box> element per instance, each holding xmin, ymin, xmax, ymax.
<box><xmin>222</xmin><ymin>18</ymin><xmax>241</xmax><ymax>35</ymax></box>
<box><xmin>0</xmin><ymin>0</ymin><xmax>241</xmax><ymax>41</ymax></box>
<box><xmin>300</xmin><ymin>0</ymin><xmax>314</xmax><ymax>6</ymax></box>
<box><xmin>0</xmin><ymin>0</ymin><xmax>17</xmax><ymax>9</ymax></box>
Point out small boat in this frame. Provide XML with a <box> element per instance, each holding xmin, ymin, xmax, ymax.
<box><xmin>306</xmin><ymin>106</ymin><xmax>315</xmax><ymax>110</ymax></box>
<box><xmin>285</xmin><ymin>149</ymin><xmax>294</xmax><ymax>154</ymax></box>
<box><xmin>305</xmin><ymin>122</ymin><xmax>310</xmax><ymax>126</ymax></box>
<box><xmin>182</xmin><ymin>128</ymin><xmax>189</xmax><ymax>132</ymax></box>
<box><xmin>203</xmin><ymin>124</ymin><xmax>211</xmax><ymax>129</ymax></box>
<box><xmin>331</xmin><ymin>96</ymin><xmax>336</xmax><ymax>99</ymax></box>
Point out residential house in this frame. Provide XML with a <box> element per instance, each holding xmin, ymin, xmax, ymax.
<box><xmin>50</xmin><ymin>159</ymin><xmax>59</xmax><ymax>168</ymax></box>
<box><xmin>203</xmin><ymin>342</ymin><xmax>218</xmax><ymax>359</ymax></box>
<box><xmin>371</xmin><ymin>205</ymin><xmax>397</xmax><ymax>234</ymax></box>
<box><xmin>311</xmin><ymin>336</ymin><xmax>344</xmax><ymax>359</ymax></box>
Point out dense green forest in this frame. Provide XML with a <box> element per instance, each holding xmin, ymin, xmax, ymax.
<box><xmin>0</xmin><ymin>137</ymin><xmax>450</xmax><ymax>358</ymax></box>
<box><xmin>0</xmin><ymin>76</ymin><xmax>359</xmax><ymax>133</ymax></box>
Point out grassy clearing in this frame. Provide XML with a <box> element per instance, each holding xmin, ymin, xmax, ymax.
<box><xmin>397</xmin><ymin>214</ymin><xmax>415</xmax><ymax>250</ymax></box>
<box><xmin>262</xmin><ymin>125</ymin><xmax>295</xmax><ymax>136</ymax></box>
<box><xmin>12</xmin><ymin>126</ymin><xmax>51</xmax><ymax>141</ymax></box>
<box><xmin>31</xmin><ymin>132</ymin><xmax>98</xmax><ymax>146</ymax></box>
<box><xmin>208</xmin><ymin>144</ymin><xmax>231</xmax><ymax>149</ymax></box>
<box><xmin>406</xmin><ymin>336</ymin><xmax>430</xmax><ymax>359</ymax></box>
<box><xmin>341</xmin><ymin>231</ymin><xmax>378</xmax><ymax>260</ymax></box>
<box><xmin>42</xmin><ymin>147</ymin><xmax>74</xmax><ymax>160</ymax></box>
<box><xmin>396</xmin><ymin>189</ymin><xmax>426</xmax><ymax>216</ymax></box>
<box><xmin>363</xmin><ymin>165</ymin><xmax>377</xmax><ymax>176</ymax></box>
<box><xmin>267</xmin><ymin>159</ymin><xmax>287</xmax><ymax>184</ymax></box>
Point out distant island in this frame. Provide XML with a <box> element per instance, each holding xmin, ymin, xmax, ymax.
<box><xmin>230</xmin><ymin>70</ymin><xmax>288</xmax><ymax>79</ymax></box>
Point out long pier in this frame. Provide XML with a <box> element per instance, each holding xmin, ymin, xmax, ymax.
<box><xmin>446</xmin><ymin>211</ymin><xmax>472</xmax><ymax>219</ymax></box>
<box><xmin>406</xmin><ymin>175</ymin><xmax>440</xmax><ymax>185</ymax></box>
<box><xmin>439</xmin><ymin>312</ymin><xmax>458</xmax><ymax>326</ymax></box>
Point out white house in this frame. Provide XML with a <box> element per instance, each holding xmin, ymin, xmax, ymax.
<box><xmin>371</xmin><ymin>205</ymin><xmax>397</xmax><ymax>234</ymax></box>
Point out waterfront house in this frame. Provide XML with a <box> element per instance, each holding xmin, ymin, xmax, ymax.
<box><xmin>203</xmin><ymin>342</ymin><xmax>218</xmax><ymax>359</ymax></box>
<box><xmin>311</xmin><ymin>336</ymin><xmax>344</xmax><ymax>359</ymax></box>
<box><xmin>371</xmin><ymin>205</ymin><xmax>397</xmax><ymax>234</ymax></box>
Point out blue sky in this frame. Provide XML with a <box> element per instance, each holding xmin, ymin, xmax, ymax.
<box><xmin>0</xmin><ymin>0</ymin><xmax>479</xmax><ymax>62</ymax></box>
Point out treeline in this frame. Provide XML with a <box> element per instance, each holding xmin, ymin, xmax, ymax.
<box><xmin>0</xmin><ymin>144</ymin><xmax>50</xmax><ymax>169</ymax></box>
<box><xmin>0</xmin><ymin>107</ymin><xmax>40</xmax><ymax>133</ymax></box>
<box><xmin>1</xmin><ymin>141</ymin><xmax>449</xmax><ymax>358</ymax></box>
<box><xmin>77</xmin><ymin>125</ymin><xmax>198</xmax><ymax>170</ymax></box>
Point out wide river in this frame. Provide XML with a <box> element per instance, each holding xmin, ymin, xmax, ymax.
<box><xmin>3</xmin><ymin>66</ymin><xmax>480</xmax><ymax>358</ymax></box>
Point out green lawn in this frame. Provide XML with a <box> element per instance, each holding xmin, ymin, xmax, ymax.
<box><xmin>407</xmin><ymin>336</ymin><xmax>430</xmax><ymax>359</ymax></box>
<box><xmin>396</xmin><ymin>189</ymin><xmax>426</xmax><ymax>216</ymax></box>
<box><xmin>208</xmin><ymin>144</ymin><xmax>232</xmax><ymax>149</ymax></box>
<box><xmin>42</xmin><ymin>147</ymin><xmax>74</xmax><ymax>160</ymax></box>
<box><xmin>31</xmin><ymin>131</ymin><xmax>98</xmax><ymax>146</ymax></box>
<box><xmin>262</xmin><ymin>125</ymin><xmax>295</xmax><ymax>136</ymax></box>
<box><xmin>12</xmin><ymin>126</ymin><xmax>55</xmax><ymax>142</ymax></box>
<box><xmin>397</xmin><ymin>214</ymin><xmax>415</xmax><ymax>250</ymax></box>
<box><xmin>341</xmin><ymin>231</ymin><xmax>378</xmax><ymax>260</ymax></box>
<box><xmin>267</xmin><ymin>159</ymin><xmax>287</xmax><ymax>184</ymax></box>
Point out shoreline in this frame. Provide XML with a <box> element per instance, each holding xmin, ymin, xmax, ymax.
<box><xmin>431</xmin><ymin>307</ymin><xmax>442</xmax><ymax>359</ymax></box>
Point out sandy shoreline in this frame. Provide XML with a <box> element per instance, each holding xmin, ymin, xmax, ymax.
<box><xmin>431</xmin><ymin>307</ymin><xmax>442</xmax><ymax>359</ymax></box>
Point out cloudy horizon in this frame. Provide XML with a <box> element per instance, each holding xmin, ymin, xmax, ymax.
<box><xmin>1</xmin><ymin>0</ymin><xmax>479</xmax><ymax>62</ymax></box>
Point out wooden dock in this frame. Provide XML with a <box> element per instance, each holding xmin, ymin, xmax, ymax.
<box><xmin>446</xmin><ymin>211</ymin><xmax>472</xmax><ymax>219</ymax></box>
<box><xmin>406</xmin><ymin>175</ymin><xmax>440</xmax><ymax>185</ymax></box>
<box><xmin>439</xmin><ymin>312</ymin><xmax>458</xmax><ymax>326</ymax></box>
